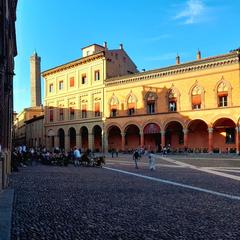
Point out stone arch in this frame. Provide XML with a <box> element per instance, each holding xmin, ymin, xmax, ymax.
<box><xmin>124</xmin><ymin>124</ymin><xmax>140</xmax><ymax>150</ymax></box>
<box><xmin>106</xmin><ymin>122</ymin><xmax>122</xmax><ymax>135</ymax></box>
<box><xmin>164</xmin><ymin>120</ymin><xmax>184</xmax><ymax>150</ymax></box>
<box><xmin>163</xmin><ymin>118</ymin><xmax>185</xmax><ymax>130</ymax></box>
<box><xmin>68</xmin><ymin>127</ymin><xmax>76</xmax><ymax>149</ymax></box>
<box><xmin>92</xmin><ymin>125</ymin><xmax>102</xmax><ymax>152</ymax></box>
<box><xmin>123</xmin><ymin>121</ymin><xmax>142</xmax><ymax>133</ymax></box>
<box><xmin>187</xmin><ymin>119</ymin><xmax>208</xmax><ymax>151</ymax></box>
<box><xmin>80</xmin><ymin>126</ymin><xmax>88</xmax><ymax>150</ymax></box>
<box><xmin>107</xmin><ymin>125</ymin><xmax>122</xmax><ymax>151</ymax></box>
<box><xmin>143</xmin><ymin>122</ymin><xmax>161</xmax><ymax>151</ymax></box>
<box><xmin>58</xmin><ymin>128</ymin><xmax>65</xmax><ymax>150</ymax></box>
<box><xmin>212</xmin><ymin>117</ymin><xmax>236</xmax><ymax>153</ymax></box>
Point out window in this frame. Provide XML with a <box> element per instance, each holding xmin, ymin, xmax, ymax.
<box><xmin>127</xmin><ymin>94</ymin><xmax>136</xmax><ymax>116</ymax></box>
<box><xmin>94</xmin><ymin>70</ymin><xmax>100</xmax><ymax>81</ymax></box>
<box><xmin>94</xmin><ymin>102</ymin><xmax>100</xmax><ymax>117</ymax></box>
<box><xmin>70</xmin><ymin>107</ymin><xmax>75</xmax><ymax>120</ymax></box>
<box><xmin>218</xmin><ymin>95</ymin><xmax>228</xmax><ymax>107</ymax></box>
<box><xmin>169</xmin><ymin>101</ymin><xmax>177</xmax><ymax>112</ymax></box>
<box><xmin>217</xmin><ymin>82</ymin><xmax>229</xmax><ymax>107</ymax></box>
<box><xmin>59</xmin><ymin>108</ymin><xmax>64</xmax><ymax>121</ymax></box>
<box><xmin>147</xmin><ymin>101</ymin><xmax>155</xmax><ymax>114</ymax></box>
<box><xmin>59</xmin><ymin>81</ymin><xmax>64</xmax><ymax>90</ymax></box>
<box><xmin>82</xmin><ymin>74</ymin><xmax>87</xmax><ymax>84</ymax></box>
<box><xmin>226</xmin><ymin>128</ymin><xmax>235</xmax><ymax>144</ymax></box>
<box><xmin>49</xmin><ymin>84</ymin><xmax>54</xmax><ymax>93</ymax></box>
<box><xmin>111</xmin><ymin>108</ymin><xmax>117</xmax><ymax>117</ymax></box>
<box><xmin>146</xmin><ymin>92</ymin><xmax>157</xmax><ymax>114</ymax></box>
<box><xmin>128</xmin><ymin>108</ymin><xmax>135</xmax><ymax>116</ymax></box>
<box><xmin>49</xmin><ymin>107</ymin><xmax>54</xmax><ymax>122</ymax></box>
<box><xmin>192</xmin><ymin>95</ymin><xmax>201</xmax><ymax>110</ymax></box>
<box><xmin>70</xmin><ymin>77</ymin><xmax>74</xmax><ymax>87</ymax></box>
<box><xmin>82</xmin><ymin>104</ymin><xmax>87</xmax><ymax>118</ymax></box>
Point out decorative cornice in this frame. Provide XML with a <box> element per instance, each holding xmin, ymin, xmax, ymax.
<box><xmin>42</xmin><ymin>52</ymin><xmax>105</xmax><ymax>77</ymax></box>
<box><xmin>105</xmin><ymin>51</ymin><xmax>240</xmax><ymax>86</ymax></box>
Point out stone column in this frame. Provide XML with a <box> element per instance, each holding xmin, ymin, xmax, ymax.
<box><xmin>65</xmin><ymin>134</ymin><xmax>70</xmax><ymax>152</ymax></box>
<box><xmin>161</xmin><ymin>130</ymin><xmax>165</xmax><ymax>147</ymax></box>
<box><xmin>121</xmin><ymin>132</ymin><xmax>125</xmax><ymax>151</ymax></box>
<box><xmin>208</xmin><ymin>128</ymin><xmax>213</xmax><ymax>154</ymax></box>
<box><xmin>235</xmin><ymin>127</ymin><xmax>239</xmax><ymax>154</ymax></box>
<box><xmin>88</xmin><ymin>133</ymin><xmax>93</xmax><ymax>151</ymax></box>
<box><xmin>76</xmin><ymin>133</ymin><xmax>81</xmax><ymax>149</ymax></box>
<box><xmin>104</xmin><ymin>133</ymin><xmax>108</xmax><ymax>153</ymax></box>
<box><xmin>54</xmin><ymin>135</ymin><xmax>59</xmax><ymax>149</ymax></box>
<box><xmin>140</xmin><ymin>131</ymin><xmax>144</xmax><ymax>147</ymax></box>
<box><xmin>183</xmin><ymin>129</ymin><xmax>188</xmax><ymax>150</ymax></box>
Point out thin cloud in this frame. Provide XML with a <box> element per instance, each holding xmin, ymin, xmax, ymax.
<box><xmin>145</xmin><ymin>34</ymin><xmax>171</xmax><ymax>42</ymax></box>
<box><xmin>174</xmin><ymin>0</ymin><xmax>206</xmax><ymax>24</ymax></box>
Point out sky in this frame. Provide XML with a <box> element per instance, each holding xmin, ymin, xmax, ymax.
<box><xmin>14</xmin><ymin>0</ymin><xmax>240</xmax><ymax>113</ymax></box>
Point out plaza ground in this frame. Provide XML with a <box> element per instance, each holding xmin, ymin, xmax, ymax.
<box><xmin>9</xmin><ymin>154</ymin><xmax>240</xmax><ymax>239</ymax></box>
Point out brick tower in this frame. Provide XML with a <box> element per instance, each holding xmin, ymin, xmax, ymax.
<box><xmin>30</xmin><ymin>52</ymin><xmax>41</xmax><ymax>107</ymax></box>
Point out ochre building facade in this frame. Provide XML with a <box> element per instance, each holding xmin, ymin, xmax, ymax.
<box><xmin>43</xmin><ymin>43</ymin><xmax>240</xmax><ymax>154</ymax></box>
<box><xmin>42</xmin><ymin>43</ymin><xmax>137</xmax><ymax>152</ymax></box>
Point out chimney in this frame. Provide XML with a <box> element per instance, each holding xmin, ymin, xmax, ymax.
<box><xmin>104</xmin><ymin>41</ymin><xmax>108</xmax><ymax>49</ymax></box>
<box><xmin>197</xmin><ymin>50</ymin><xmax>201</xmax><ymax>60</ymax></box>
<box><xmin>176</xmin><ymin>54</ymin><xmax>180</xmax><ymax>65</ymax></box>
<box><xmin>119</xmin><ymin>43</ymin><xmax>123</xmax><ymax>50</ymax></box>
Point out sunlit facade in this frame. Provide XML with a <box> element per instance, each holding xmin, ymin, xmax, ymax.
<box><xmin>43</xmin><ymin>44</ymin><xmax>240</xmax><ymax>154</ymax></box>
<box><xmin>42</xmin><ymin>43</ymin><xmax>138</xmax><ymax>151</ymax></box>
<box><xmin>105</xmin><ymin>49</ymin><xmax>240</xmax><ymax>154</ymax></box>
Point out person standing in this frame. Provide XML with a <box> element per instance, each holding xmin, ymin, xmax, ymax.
<box><xmin>73</xmin><ymin>147</ymin><xmax>81</xmax><ymax>167</ymax></box>
<box><xmin>133</xmin><ymin>150</ymin><xmax>139</xmax><ymax>169</ymax></box>
<box><xmin>148</xmin><ymin>150</ymin><xmax>156</xmax><ymax>171</ymax></box>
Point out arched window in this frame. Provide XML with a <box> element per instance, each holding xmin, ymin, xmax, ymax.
<box><xmin>168</xmin><ymin>89</ymin><xmax>177</xmax><ymax>112</ymax></box>
<box><xmin>217</xmin><ymin>82</ymin><xmax>228</xmax><ymax>107</ymax></box>
<box><xmin>127</xmin><ymin>93</ymin><xmax>137</xmax><ymax>116</ymax></box>
<box><xmin>192</xmin><ymin>86</ymin><xmax>202</xmax><ymax>110</ymax></box>
<box><xmin>109</xmin><ymin>95</ymin><xmax>119</xmax><ymax>117</ymax></box>
<box><xmin>146</xmin><ymin>92</ymin><xmax>157</xmax><ymax>114</ymax></box>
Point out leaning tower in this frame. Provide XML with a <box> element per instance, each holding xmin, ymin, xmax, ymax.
<box><xmin>30</xmin><ymin>52</ymin><xmax>41</xmax><ymax>107</ymax></box>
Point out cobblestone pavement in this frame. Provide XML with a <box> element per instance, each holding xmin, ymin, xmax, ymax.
<box><xmin>10</xmin><ymin>157</ymin><xmax>240</xmax><ymax>240</ymax></box>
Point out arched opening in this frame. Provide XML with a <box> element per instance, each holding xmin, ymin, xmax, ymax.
<box><xmin>69</xmin><ymin>127</ymin><xmax>76</xmax><ymax>150</ymax></box>
<box><xmin>143</xmin><ymin>123</ymin><xmax>161</xmax><ymax>151</ymax></box>
<box><xmin>188</xmin><ymin>120</ymin><xmax>208</xmax><ymax>152</ymax></box>
<box><xmin>93</xmin><ymin>125</ymin><xmax>102</xmax><ymax>152</ymax></box>
<box><xmin>165</xmin><ymin>121</ymin><xmax>183</xmax><ymax>151</ymax></box>
<box><xmin>58</xmin><ymin>128</ymin><xmax>65</xmax><ymax>150</ymax></box>
<box><xmin>125</xmin><ymin>124</ymin><xmax>140</xmax><ymax>150</ymax></box>
<box><xmin>213</xmin><ymin>118</ymin><xmax>236</xmax><ymax>153</ymax></box>
<box><xmin>80</xmin><ymin>126</ymin><xmax>88</xmax><ymax>150</ymax></box>
<box><xmin>108</xmin><ymin>126</ymin><xmax>121</xmax><ymax>151</ymax></box>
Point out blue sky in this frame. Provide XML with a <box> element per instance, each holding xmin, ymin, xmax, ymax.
<box><xmin>14</xmin><ymin>0</ymin><xmax>240</xmax><ymax>113</ymax></box>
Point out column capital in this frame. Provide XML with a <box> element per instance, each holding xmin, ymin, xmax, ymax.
<box><xmin>121</xmin><ymin>132</ymin><xmax>126</xmax><ymax>137</ymax></box>
<box><xmin>235</xmin><ymin>126</ymin><xmax>240</xmax><ymax>132</ymax></box>
<box><xmin>208</xmin><ymin>128</ymin><xmax>213</xmax><ymax>133</ymax></box>
<box><xmin>161</xmin><ymin>130</ymin><xmax>165</xmax><ymax>134</ymax></box>
<box><xmin>183</xmin><ymin>129</ymin><xmax>188</xmax><ymax>134</ymax></box>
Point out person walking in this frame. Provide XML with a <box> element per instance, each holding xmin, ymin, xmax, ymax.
<box><xmin>148</xmin><ymin>150</ymin><xmax>156</xmax><ymax>171</ymax></box>
<box><xmin>133</xmin><ymin>150</ymin><xmax>139</xmax><ymax>169</ymax></box>
<box><xmin>73</xmin><ymin>147</ymin><xmax>81</xmax><ymax>167</ymax></box>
